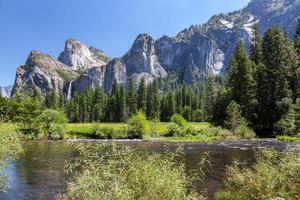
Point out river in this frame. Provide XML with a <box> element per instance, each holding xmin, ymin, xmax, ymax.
<box><xmin>0</xmin><ymin>140</ymin><xmax>294</xmax><ymax>200</ymax></box>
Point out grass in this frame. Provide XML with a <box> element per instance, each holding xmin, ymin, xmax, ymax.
<box><xmin>276</xmin><ymin>135</ymin><xmax>300</xmax><ymax>142</ymax></box>
<box><xmin>65</xmin><ymin>122</ymin><xmax>224</xmax><ymax>142</ymax></box>
<box><xmin>0</xmin><ymin>122</ymin><xmax>237</xmax><ymax>142</ymax></box>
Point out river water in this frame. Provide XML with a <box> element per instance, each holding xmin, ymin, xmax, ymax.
<box><xmin>0</xmin><ymin>140</ymin><xmax>294</xmax><ymax>200</ymax></box>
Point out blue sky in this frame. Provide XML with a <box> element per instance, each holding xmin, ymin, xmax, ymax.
<box><xmin>0</xmin><ymin>0</ymin><xmax>249</xmax><ymax>86</ymax></box>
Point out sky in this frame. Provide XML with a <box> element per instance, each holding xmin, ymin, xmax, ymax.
<box><xmin>0</xmin><ymin>0</ymin><xmax>250</xmax><ymax>86</ymax></box>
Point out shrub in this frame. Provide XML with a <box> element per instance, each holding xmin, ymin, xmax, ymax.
<box><xmin>218</xmin><ymin>147</ymin><xmax>300</xmax><ymax>199</ymax></box>
<box><xmin>36</xmin><ymin>109</ymin><xmax>68</xmax><ymax>140</ymax></box>
<box><xmin>58</xmin><ymin>143</ymin><xmax>207</xmax><ymax>200</ymax></box>
<box><xmin>171</xmin><ymin>114</ymin><xmax>188</xmax><ymax>127</ymax></box>
<box><xmin>127</xmin><ymin>112</ymin><xmax>150</xmax><ymax>139</ymax></box>
<box><xmin>0</xmin><ymin>124</ymin><xmax>23</xmax><ymax>191</ymax></box>
<box><xmin>236</xmin><ymin>123</ymin><xmax>256</xmax><ymax>139</ymax></box>
<box><xmin>93</xmin><ymin>124</ymin><xmax>128</xmax><ymax>139</ymax></box>
<box><xmin>166</xmin><ymin>123</ymin><xmax>185</xmax><ymax>137</ymax></box>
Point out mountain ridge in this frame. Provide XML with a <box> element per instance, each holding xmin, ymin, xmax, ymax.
<box><xmin>11</xmin><ymin>0</ymin><xmax>300</xmax><ymax>97</ymax></box>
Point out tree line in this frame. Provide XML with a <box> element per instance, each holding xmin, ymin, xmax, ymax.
<box><xmin>1</xmin><ymin>21</ymin><xmax>300</xmax><ymax>137</ymax></box>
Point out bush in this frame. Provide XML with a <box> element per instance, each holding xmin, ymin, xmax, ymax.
<box><xmin>171</xmin><ymin>114</ymin><xmax>188</xmax><ymax>127</ymax></box>
<box><xmin>207</xmin><ymin>126</ymin><xmax>232</xmax><ymax>139</ymax></box>
<box><xmin>236</xmin><ymin>123</ymin><xmax>256</xmax><ymax>139</ymax></box>
<box><xmin>36</xmin><ymin>109</ymin><xmax>68</xmax><ymax>140</ymax></box>
<box><xmin>218</xmin><ymin>147</ymin><xmax>300</xmax><ymax>199</ymax></box>
<box><xmin>166</xmin><ymin>123</ymin><xmax>185</xmax><ymax>137</ymax></box>
<box><xmin>0</xmin><ymin>124</ymin><xmax>23</xmax><ymax>191</ymax></box>
<box><xmin>127</xmin><ymin>112</ymin><xmax>150</xmax><ymax>139</ymax></box>
<box><xmin>93</xmin><ymin>124</ymin><xmax>127</xmax><ymax>139</ymax></box>
<box><xmin>58</xmin><ymin>143</ymin><xmax>207</xmax><ymax>200</ymax></box>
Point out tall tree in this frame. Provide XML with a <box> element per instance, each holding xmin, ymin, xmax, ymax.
<box><xmin>228</xmin><ymin>40</ymin><xmax>256</xmax><ymax>122</ymax></box>
<box><xmin>107</xmin><ymin>80</ymin><xmax>119</xmax><ymax>122</ymax></box>
<box><xmin>119</xmin><ymin>84</ymin><xmax>128</xmax><ymax>122</ymax></box>
<box><xmin>127</xmin><ymin>78</ymin><xmax>137</xmax><ymax>117</ymax></box>
<box><xmin>250</xmin><ymin>24</ymin><xmax>263</xmax><ymax>65</ymax></box>
<box><xmin>257</xmin><ymin>27</ymin><xmax>296</xmax><ymax>134</ymax></box>
<box><xmin>137</xmin><ymin>77</ymin><xmax>147</xmax><ymax>113</ymax></box>
<box><xmin>295</xmin><ymin>18</ymin><xmax>300</xmax><ymax>56</ymax></box>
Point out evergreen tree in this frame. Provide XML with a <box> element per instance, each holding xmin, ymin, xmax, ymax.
<box><xmin>119</xmin><ymin>84</ymin><xmax>128</xmax><ymax>122</ymax></box>
<box><xmin>166</xmin><ymin>92</ymin><xmax>176</xmax><ymax>121</ymax></box>
<box><xmin>295</xmin><ymin>18</ymin><xmax>300</xmax><ymax>56</ymax></box>
<box><xmin>294</xmin><ymin>98</ymin><xmax>300</xmax><ymax>135</ymax></box>
<box><xmin>257</xmin><ymin>27</ymin><xmax>296</xmax><ymax>134</ymax></box>
<box><xmin>204</xmin><ymin>76</ymin><xmax>218</xmax><ymax>121</ymax></box>
<box><xmin>226</xmin><ymin>101</ymin><xmax>244</xmax><ymax>136</ymax></box>
<box><xmin>250</xmin><ymin>24</ymin><xmax>263</xmax><ymax>65</ymax></box>
<box><xmin>137</xmin><ymin>77</ymin><xmax>147</xmax><ymax>113</ymax></box>
<box><xmin>93</xmin><ymin>87</ymin><xmax>106</xmax><ymax>122</ymax></box>
<box><xmin>228</xmin><ymin>40</ymin><xmax>256</xmax><ymax>122</ymax></box>
<box><xmin>107</xmin><ymin>80</ymin><xmax>119</xmax><ymax>122</ymax></box>
<box><xmin>127</xmin><ymin>78</ymin><xmax>137</xmax><ymax>117</ymax></box>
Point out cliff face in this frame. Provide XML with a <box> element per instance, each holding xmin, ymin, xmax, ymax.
<box><xmin>12</xmin><ymin>51</ymin><xmax>79</xmax><ymax>97</ymax></box>
<box><xmin>11</xmin><ymin>0</ymin><xmax>300</xmax><ymax>96</ymax></box>
<box><xmin>155</xmin><ymin>0</ymin><xmax>300</xmax><ymax>82</ymax></box>
<box><xmin>58</xmin><ymin>39</ymin><xmax>111</xmax><ymax>70</ymax></box>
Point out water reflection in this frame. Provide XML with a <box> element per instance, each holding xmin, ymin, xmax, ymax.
<box><xmin>0</xmin><ymin>140</ymin><xmax>292</xmax><ymax>200</ymax></box>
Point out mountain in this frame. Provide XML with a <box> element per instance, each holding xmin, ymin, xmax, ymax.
<box><xmin>155</xmin><ymin>0</ymin><xmax>300</xmax><ymax>82</ymax></box>
<box><xmin>0</xmin><ymin>86</ymin><xmax>13</xmax><ymax>98</ymax></box>
<box><xmin>12</xmin><ymin>51</ymin><xmax>79</xmax><ymax>97</ymax></box>
<box><xmin>58</xmin><ymin>39</ymin><xmax>111</xmax><ymax>71</ymax></box>
<box><xmin>11</xmin><ymin>0</ymin><xmax>300</xmax><ymax>97</ymax></box>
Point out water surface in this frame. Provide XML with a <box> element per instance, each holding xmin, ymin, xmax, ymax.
<box><xmin>0</xmin><ymin>140</ymin><xmax>293</xmax><ymax>200</ymax></box>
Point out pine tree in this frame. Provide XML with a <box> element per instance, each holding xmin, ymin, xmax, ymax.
<box><xmin>152</xmin><ymin>79</ymin><xmax>161</xmax><ymax>120</ymax></box>
<box><xmin>137</xmin><ymin>77</ymin><xmax>147</xmax><ymax>114</ymax></box>
<box><xmin>204</xmin><ymin>76</ymin><xmax>218</xmax><ymax>121</ymax></box>
<box><xmin>226</xmin><ymin>101</ymin><xmax>244</xmax><ymax>136</ymax></box>
<box><xmin>293</xmin><ymin>19</ymin><xmax>300</xmax><ymax>98</ymax></box>
<box><xmin>295</xmin><ymin>18</ymin><xmax>300</xmax><ymax>56</ymax></box>
<box><xmin>250</xmin><ymin>24</ymin><xmax>263</xmax><ymax>65</ymax></box>
<box><xmin>166</xmin><ymin>92</ymin><xmax>176</xmax><ymax>121</ymax></box>
<box><xmin>228</xmin><ymin>40</ymin><xmax>256</xmax><ymax>122</ymax></box>
<box><xmin>93</xmin><ymin>87</ymin><xmax>106</xmax><ymax>122</ymax></box>
<box><xmin>119</xmin><ymin>84</ymin><xmax>128</xmax><ymax>122</ymax></box>
<box><xmin>107</xmin><ymin>80</ymin><xmax>119</xmax><ymax>122</ymax></box>
<box><xmin>257</xmin><ymin>27</ymin><xmax>296</xmax><ymax>134</ymax></box>
<box><xmin>294</xmin><ymin>98</ymin><xmax>300</xmax><ymax>135</ymax></box>
<box><xmin>127</xmin><ymin>78</ymin><xmax>137</xmax><ymax>117</ymax></box>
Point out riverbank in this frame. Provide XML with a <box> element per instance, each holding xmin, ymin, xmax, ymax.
<box><xmin>2</xmin><ymin>122</ymin><xmax>300</xmax><ymax>143</ymax></box>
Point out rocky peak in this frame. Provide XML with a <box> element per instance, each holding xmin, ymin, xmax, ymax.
<box><xmin>58</xmin><ymin>39</ymin><xmax>111</xmax><ymax>70</ymax></box>
<box><xmin>123</xmin><ymin>34</ymin><xmax>167</xmax><ymax>78</ymax></box>
<box><xmin>12</xmin><ymin>50</ymin><xmax>79</xmax><ymax>97</ymax></box>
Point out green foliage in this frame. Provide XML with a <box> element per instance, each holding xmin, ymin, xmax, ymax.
<box><xmin>58</xmin><ymin>143</ymin><xmax>206</xmax><ymax>200</ymax></box>
<box><xmin>171</xmin><ymin>114</ymin><xmax>188</xmax><ymax>127</ymax></box>
<box><xmin>226</xmin><ymin>101</ymin><xmax>243</xmax><ymax>136</ymax></box>
<box><xmin>277</xmin><ymin>135</ymin><xmax>300</xmax><ymax>142</ymax></box>
<box><xmin>36</xmin><ymin>109</ymin><xmax>68</xmax><ymax>139</ymax></box>
<box><xmin>219</xmin><ymin>148</ymin><xmax>300</xmax><ymax>200</ymax></box>
<box><xmin>127</xmin><ymin>112</ymin><xmax>150</xmax><ymax>139</ymax></box>
<box><xmin>228</xmin><ymin>40</ymin><xmax>256</xmax><ymax>122</ymax></box>
<box><xmin>0</xmin><ymin>124</ymin><xmax>23</xmax><ymax>191</ymax></box>
<box><xmin>274</xmin><ymin>105</ymin><xmax>296</xmax><ymax>136</ymax></box>
<box><xmin>236</xmin><ymin>123</ymin><xmax>256</xmax><ymax>139</ymax></box>
<box><xmin>137</xmin><ymin>77</ymin><xmax>147</xmax><ymax>113</ymax></box>
<box><xmin>216</xmin><ymin>192</ymin><xmax>249</xmax><ymax>200</ymax></box>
